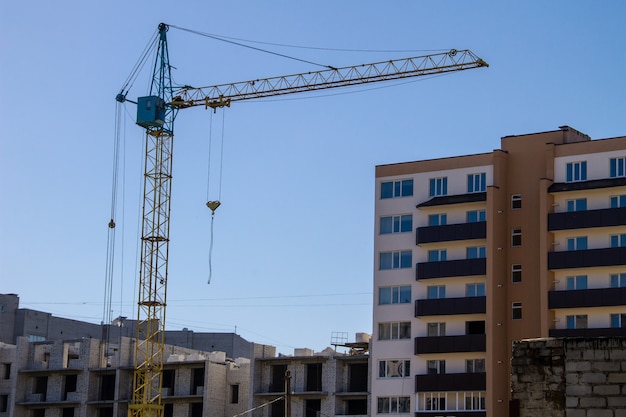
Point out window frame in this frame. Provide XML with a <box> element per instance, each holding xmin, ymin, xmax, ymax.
<box><xmin>466</xmin><ymin>209</ymin><xmax>486</xmax><ymax>223</ymax></box>
<box><xmin>379</xmin><ymin>250</ymin><xmax>412</xmax><ymax>270</ymax></box>
<box><xmin>511</xmin><ymin>194</ymin><xmax>522</xmax><ymax>210</ymax></box>
<box><xmin>427</xmin><ymin>249</ymin><xmax>447</xmax><ymax>262</ymax></box>
<box><xmin>378</xmin><ymin>359</ymin><xmax>411</xmax><ymax>379</ymax></box>
<box><xmin>610</xmin><ymin>157</ymin><xmax>626</xmax><ymax>178</ymax></box>
<box><xmin>511</xmin><ymin>264</ymin><xmax>522</xmax><ymax>283</ymax></box>
<box><xmin>378</xmin><ymin>286</ymin><xmax>412</xmax><ymax>305</ymax></box>
<box><xmin>566</xmin><ymin>314</ymin><xmax>588</xmax><ymax>329</ymax></box>
<box><xmin>511</xmin><ymin>228</ymin><xmax>522</xmax><ymax>247</ymax></box>
<box><xmin>381</xmin><ymin>179</ymin><xmax>414</xmax><ymax>199</ymax></box>
<box><xmin>566</xmin><ymin>161</ymin><xmax>587</xmax><ymax>182</ymax></box>
<box><xmin>428</xmin><ymin>213</ymin><xmax>447</xmax><ymax>226</ymax></box>
<box><xmin>380</xmin><ymin>214</ymin><xmax>412</xmax><ymax>235</ymax></box>
<box><xmin>467</xmin><ymin>172</ymin><xmax>487</xmax><ymax>193</ymax></box>
<box><xmin>429</xmin><ymin>177</ymin><xmax>448</xmax><ymax>197</ymax></box>
<box><xmin>566</xmin><ymin>275</ymin><xmax>588</xmax><ymax>290</ymax></box>
<box><xmin>427</xmin><ymin>285</ymin><xmax>446</xmax><ymax>299</ymax></box>
<box><xmin>378</xmin><ymin>322</ymin><xmax>411</xmax><ymax>340</ymax></box>
<box><xmin>512</xmin><ymin>302</ymin><xmax>522</xmax><ymax>320</ymax></box>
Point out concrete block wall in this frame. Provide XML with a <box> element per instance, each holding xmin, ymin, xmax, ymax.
<box><xmin>511</xmin><ymin>337</ymin><xmax>626</xmax><ymax>417</ymax></box>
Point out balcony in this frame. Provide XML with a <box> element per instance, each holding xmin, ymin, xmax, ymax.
<box><xmin>548</xmin><ymin>207</ymin><xmax>626</xmax><ymax>231</ymax></box>
<box><xmin>416</xmin><ymin>412</ymin><xmax>485</xmax><ymax>417</ymax></box>
<box><xmin>415</xmin><ymin>372</ymin><xmax>486</xmax><ymax>392</ymax></box>
<box><xmin>417</xmin><ymin>258</ymin><xmax>486</xmax><ymax>280</ymax></box>
<box><xmin>549</xmin><ymin>327</ymin><xmax>626</xmax><ymax>338</ymax></box>
<box><xmin>548</xmin><ymin>287</ymin><xmax>626</xmax><ymax>309</ymax></box>
<box><xmin>548</xmin><ymin>177</ymin><xmax>626</xmax><ymax>193</ymax></box>
<box><xmin>416</xmin><ymin>221</ymin><xmax>486</xmax><ymax>244</ymax></box>
<box><xmin>416</xmin><ymin>192</ymin><xmax>486</xmax><ymax>208</ymax></box>
<box><xmin>414</xmin><ymin>334</ymin><xmax>486</xmax><ymax>354</ymax></box>
<box><xmin>415</xmin><ymin>296</ymin><xmax>486</xmax><ymax>317</ymax></box>
<box><xmin>548</xmin><ymin>247</ymin><xmax>626</xmax><ymax>270</ymax></box>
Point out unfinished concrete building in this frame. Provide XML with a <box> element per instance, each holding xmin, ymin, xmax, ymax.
<box><xmin>252</xmin><ymin>336</ymin><xmax>370</xmax><ymax>417</ymax></box>
<box><xmin>0</xmin><ymin>336</ymin><xmax>252</xmax><ymax>417</ymax></box>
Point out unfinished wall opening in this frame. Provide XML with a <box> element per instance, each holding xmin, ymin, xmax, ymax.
<box><xmin>62</xmin><ymin>407</ymin><xmax>75</xmax><ymax>417</ymax></box>
<box><xmin>191</xmin><ymin>367</ymin><xmax>204</xmax><ymax>396</ymax></box>
<box><xmin>270</xmin><ymin>398</ymin><xmax>285</xmax><ymax>417</ymax></box>
<box><xmin>346</xmin><ymin>399</ymin><xmax>367</xmax><ymax>415</ymax></box>
<box><xmin>230</xmin><ymin>384</ymin><xmax>239</xmax><ymax>404</ymax></box>
<box><xmin>164</xmin><ymin>403</ymin><xmax>173</xmax><ymax>417</ymax></box>
<box><xmin>33</xmin><ymin>376</ymin><xmax>48</xmax><ymax>401</ymax></box>
<box><xmin>304</xmin><ymin>399</ymin><xmax>321</xmax><ymax>417</ymax></box>
<box><xmin>2</xmin><ymin>363</ymin><xmax>10</xmax><ymax>379</ymax></box>
<box><xmin>63</xmin><ymin>374</ymin><xmax>78</xmax><ymax>400</ymax></box>
<box><xmin>348</xmin><ymin>363</ymin><xmax>368</xmax><ymax>392</ymax></box>
<box><xmin>99</xmin><ymin>373</ymin><xmax>116</xmax><ymax>401</ymax></box>
<box><xmin>306</xmin><ymin>363</ymin><xmax>322</xmax><ymax>391</ymax></box>
<box><xmin>98</xmin><ymin>406</ymin><xmax>113</xmax><ymax>417</ymax></box>
<box><xmin>0</xmin><ymin>395</ymin><xmax>8</xmax><ymax>413</ymax></box>
<box><xmin>33</xmin><ymin>409</ymin><xmax>45</xmax><ymax>417</ymax></box>
<box><xmin>162</xmin><ymin>369</ymin><xmax>175</xmax><ymax>396</ymax></box>
<box><xmin>270</xmin><ymin>364</ymin><xmax>287</xmax><ymax>392</ymax></box>
<box><xmin>189</xmin><ymin>402</ymin><xmax>203</xmax><ymax>417</ymax></box>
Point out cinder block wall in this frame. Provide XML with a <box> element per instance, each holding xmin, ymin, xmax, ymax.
<box><xmin>511</xmin><ymin>337</ymin><xmax>626</xmax><ymax>417</ymax></box>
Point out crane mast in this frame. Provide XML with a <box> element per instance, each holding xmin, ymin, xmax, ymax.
<box><xmin>121</xmin><ymin>22</ymin><xmax>488</xmax><ymax>417</ymax></box>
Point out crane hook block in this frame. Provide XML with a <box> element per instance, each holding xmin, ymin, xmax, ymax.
<box><xmin>206</xmin><ymin>201</ymin><xmax>221</xmax><ymax>214</ymax></box>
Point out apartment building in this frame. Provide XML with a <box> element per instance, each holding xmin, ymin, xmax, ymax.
<box><xmin>371</xmin><ymin>126</ymin><xmax>626</xmax><ymax>417</ymax></box>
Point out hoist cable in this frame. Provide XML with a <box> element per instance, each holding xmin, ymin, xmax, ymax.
<box><xmin>168</xmin><ymin>24</ymin><xmax>334</xmax><ymax>70</ymax></box>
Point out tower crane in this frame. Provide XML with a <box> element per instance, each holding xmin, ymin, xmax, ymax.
<box><xmin>116</xmin><ymin>22</ymin><xmax>488</xmax><ymax>417</ymax></box>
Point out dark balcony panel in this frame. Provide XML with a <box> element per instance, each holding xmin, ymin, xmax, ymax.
<box><xmin>549</xmin><ymin>287</ymin><xmax>626</xmax><ymax>309</ymax></box>
<box><xmin>548</xmin><ymin>177</ymin><xmax>626</xmax><ymax>193</ymax></box>
<box><xmin>414</xmin><ymin>334</ymin><xmax>486</xmax><ymax>354</ymax></box>
<box><xmin>549</xmin><ymin>328</ymin><xmax>626</xmax><ymax>338</ymax></box>
<box><xmin>415</xmin><ymin>296</ymin><xmax>486</xmax><ymax>317</ymax></box>
<box><xmin>416</xmin><ymin>221</ymin><xmax>486</xmax><ymax>244</ymax></box>
<box><xmin>548</xmin><ymin>207</ymin><xmax>626</xmax><ymax>231</ymax></box>
<box><xmin>415</xmin><ymin>411</ymin><xmax>485</xmax><ymax>417</ymax></box>
<box><xmin>416</xmin><ymin>192</ymin><xmax>486</xmax><ymax>208</ymax></box>
<box><xmin>415</xmin><ymin>372</ymin><xmax>486</xmax><ymax>391</ymax></box>
<box><xmin>548</xmin><ymin>247</ymin><xmax>626</xmax><ymax>270</ymax></box>
<box><xmin>417</xmin><ymin>258</ymin><xmax>486</xmax><ymax>280</ymax></box>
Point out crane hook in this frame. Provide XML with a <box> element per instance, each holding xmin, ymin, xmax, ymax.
<box><xmin>206</xmin><ymin>200</ymin><xmax>221</xmax><ymax>215</ymax></box>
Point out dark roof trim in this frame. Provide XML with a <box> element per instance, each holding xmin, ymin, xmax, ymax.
<box><xmin>548</xmin><ymin>177</ymin><xmax>626</xmax><ymax>193</ymax></box>
<box><xmin>417</xmin><ymin>192</ymin><xmax>487</xmax><ymax>208</ymax></box>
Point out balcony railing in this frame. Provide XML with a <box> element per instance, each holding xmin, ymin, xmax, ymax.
<box><xmin>417</xmin><ymin>258</ymin><xmax>486</xmax><ymax>280</ymax></box>
<box><xmin>548</xmin><ymin>247</ymin><xmax>626</xmax><ymax>270</ymax></box>
<box><xmin>549</xmin><ymin>327</ymin><xmax>626</xmax><ymax>338</ymax></box>
<box><xmin>548</xmin><ymin>287</ymin><xmax>626</xmax><ymax>309</ymax></box>
<box><xmin>414</xmin><ymin>334</ymin><xmax>486</xmax><ymax>354</ymax></box>
<box><xmin>548</xmin><ymin>206</ymin><xmax>626</xmax><ymax>231</ymax></box>
<box><xmin>416</xmin><ymin>221</ymin><xmax>486</xmax><ymax>244</ymax></box>
<box><xmin>415</xmin><ymin>296</ymin><xmax>486</xmax><ymax>317</ymax></box>
<box><xmin>415</xmin><ymin>372</ymin><xmax>486</xmax><ymax>391</ymax></box>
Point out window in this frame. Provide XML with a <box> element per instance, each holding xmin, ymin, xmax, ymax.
<box><xmin>467</xmin><ymin>210</ymin><xmax>486</xmax><ymax>223</ymax></box>
<box><xmin>428</xmin><ymin>213</ymin><xmax>447</xmax><ymax>226</ymax></box>
<box><xmin>511</xmin><ymin>194</ymin><xmax>522</xmax><ymax>209</ymax></box>
<box><xmin>466</xmin><ymin>283</ymin><xmax>486</xmax><ymax>297</ymax></box>
<box><xmin>425</xmin><ymin>396</ymin><xmax>446</xmax><ymax>411</ymax></box>
<box><xmin>512</xmin><ymin>264</ymin><xmax>522</xmax><ymax>283</ymax></box>
<box><xmin>610</xmin><ymin>273</ymin><xmax>626</xmax><ymax>288</ymax></box>
<box><xmin>381</xmin><ymin>179</ymin><xmax>413</xmax><ymax>199</ymax></box>
<box><xmin>610</xmin><ymin>157</ymin><xmax>626</xmax><ymax>178</ymax></box>
<box><xmin>0</xmin><ymin>395</ymin><xmax>7</xmax><ymax>413</ymax></box>
<box><xmin>512</xmin><ymin>302</ymin><xmax>522</xmax><ymax>320</ymax></box>
<box><xmin>380</xmin><ymin>214</ymin><xmax>412</xmax><ymax>234</ymax></box>
<box><xmin>466</xmin><ymin>320</ymin><xmax>485</xmax><ymax>335</ymax></box>
<box><xmin>567</xmin><ymin>236</ymin><xmax>588</xmax><ymax>251</ymax></box>
<box><xmin>428</xmin><ymin>249</ymin><xmax>447</xmax><ymax>262</ymax></box>
<box><xmin>62</xmin><ymin>408</ymin><xmax>75</xmax><ymax>417</ymax></box>
<box><xmin>429</xmin><ymin>177</ymin><xmax>448</xmax><ymax>197</ymax></box>
<box><xmin>467</xmin><ymin>173</ymin><xmax>486</xmax><ymax>193</ymax></box>
<box><xmin>610</xmin><ymin>195</ymin><xmax>626</xmax><ymax>208</ymax></box>
<box><xmin>566</xmin><ymin>161</ymin><xmax>587</xmax><ymax>182</ymax></box>
<box><xmin>427</xmin><ymin>360</ymin><xmax>446</xmax><ymax>375</ymax></box>
<box><xmin>466</xmin><ymin>359</ymin><xmax>485</xmax><ymax>373</ymax></box>
<box><xmin>2</xmin><ymin>363</ymin><xmax>10</xmax><ymax>379</ymax></box>
<box><xmin>566</xmin><ymin>314</ymin><xmax>588</xmax><ymax>329</ymax></box>
<box><xmin>427</xmin><ymin>285</ymin><xmax>445</xmax><ymax>299</ymax></box>
<box><xmin>610</xmin><ymin>313</ymin><xmax>626</xmax><ymax>328</ymax></box>
<box><xmin>610</xmin><ymin>234</ymin><xmax>626</xmax><ymax>248</ymax></box>
<box><xmin>566</xmin><ymin>275</ymin><xmax>588</xmax><ymax>290</ymax></box>
<box><xmin>378</xmin><ymin>322</ymin><xmax>411</xmax><ymax>340</ymax></box>
<box><xmin>466</xmin><ymin>394</ymin><xmax>486</xmax><ymax>411</ymax></box>
<box><xmin>467</xmin><ymin>246</ymin><xmax>486</xmax><ymax>259</ymax></box>
<box><xmin>511</xmin><ymin>228</ymin><xmax>522</xmax><ymax>246</ymax></box>
<box><xmin>377</xmin><ymin>397</ymin><xmax>410</xmax><ymax>414</ymax></box>
<box><xmin>378</xmin><ymin>360</ymin><xmax>410</xmax><ymax>378</ymax></box>
<box><xmin>379</xmin><ymin>251</ymin><xmax>412</xmax><ymax>270</ymax></box>
<box><xmin>379</xmin><ymin>286</ymin><xmax>411</xmax><ymax>305</ymax></box>
<box><xmin>566</xmin><ymin>198</ymin><xmax>587</xmax><ymax>212</ymax></box>
<box><xmin>427</xmin><ymin>322</ymin><xmax>446</xmax><ymax>337</ymax></box>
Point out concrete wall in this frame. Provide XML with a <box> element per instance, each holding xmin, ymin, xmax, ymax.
<box><xmin>511</xmin><ymin>337</ymin><xmax>626</xmax><ymax>417</ymax></box>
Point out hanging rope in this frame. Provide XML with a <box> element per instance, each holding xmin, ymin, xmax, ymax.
<box><xmin>206</xmin><ymin>109</ymin><xmax>226</xmax><ymax>284</ymax></box>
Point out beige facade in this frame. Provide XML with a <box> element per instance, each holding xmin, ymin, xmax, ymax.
<box><xmin>371</xmin><ymin>126</ymin><xmax>626</xmax><ymax>417</ymax></box>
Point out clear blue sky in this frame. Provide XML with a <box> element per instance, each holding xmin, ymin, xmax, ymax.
<box><xmin>1</xmin><ymin>1</ymin><xmax>625</xmax><ymax>354</ymax></box>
